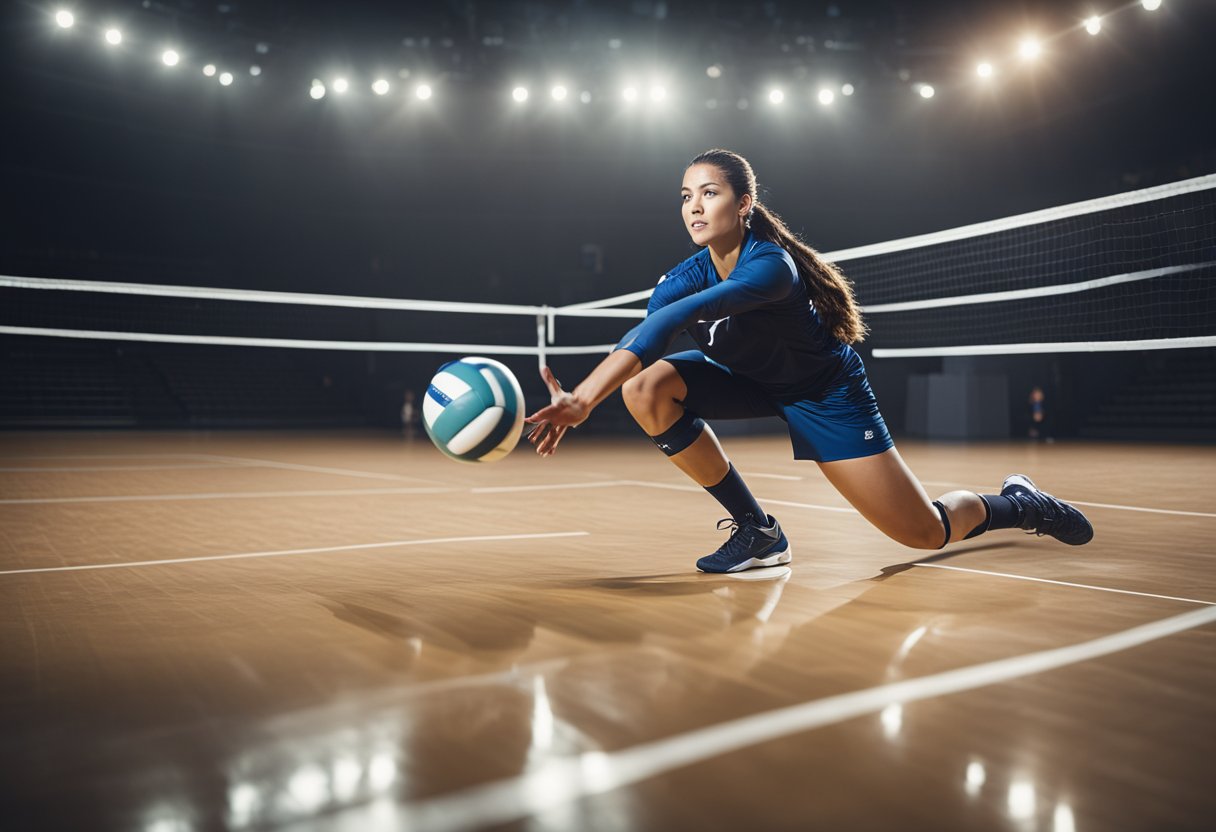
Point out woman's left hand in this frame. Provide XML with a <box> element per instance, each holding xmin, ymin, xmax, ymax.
<box><xmin>525</xmin><ymin>367</ymin><xmax>588</xmax><ymax>457</ymax></box>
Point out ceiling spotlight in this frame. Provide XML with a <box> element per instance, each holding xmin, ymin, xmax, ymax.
<box><xmin>1084</xmin><ymin>16</ymin><xmax>1102</xmax><ymax>35</ymax></box>
<box><xmin>551</xmin><ymin>85</ymin><xmax>568</xmax><ymax>101</ymax></box>
<box><xmin>1018</xmin><ymin>37</ymin><xmax>1042</xmax><ymax>61</ymax></box>
<box><xmin>249</xmin><ymin>65</ymin><xmax>261</xmax><ymax>77</ymax></box>
<box><xmin>55</xmin><ymin>10</ymin><xmax>74</xmax><ymax>29</ymax></box>
<box><xmin>104</xmin><ymin>29</ymin><xmax>122</xmax><ymax>46</ymax></box>
<box><xmin>976</xmin><ymin>61</ymin><xmax>994</xmax><ymax>78</ymax></box>
<box><xmin>332</xmin><ymin>78</ymin><xmax>349</xmax><ymax>94</ymax></box>
<box><xmin>579</xmin><ymin>90</ymin><xmax>592</xmax><ymax>104</ymax></box>
<box><xmin>309</xmin><ymin>82</ymin><xmax>326</xmax><ymax>100</ymax></box>
<box><xmin>706</xmin><ymin>64</ymin><xmax>723</xmax><ymax>79</ymax></box>
<box><xmin>841</xmin><ymin>83</ymin><xmax>855</xmax><ymax>96</ymax></box>
<box><xmin>512</xmin><ymin>86</ymin><xmax>529</xmax><ymax>102</ymax></box>
<box><xmin>372</xmin><ymin>79</ymin><xmax>390</xmax><ymax>95</ymax></box>
<box><xmin>622</xmin><ymin>86</ymin><xmax>639</xmax><ymax>102</ymax></box>
<box><xmin>415</xmin><ymin>83</ymin><xmax>433</xmax><ymax>100</ymax></box>
<box><xmin>1141</xmin><ymin>0</ymin><xmax>1162</xmax><ymax>9</ymax></box>
<box><xmin>768</xmin><ymin>89</ymin><xmax>785</xmax><ymax>104</ymax></box>
<box><xmin>818</xmin><ymin>88</ymin><xmax>835</xmax><ymax>105</ymax></box>
<box><xmin>161</xmin><ymin>49</ymin><xmax>180</xmax><ymax>67</ymax></box>
<box><xmin>219</xmin><ymin>72</ymin><xmax>233</xmax><ymax>86</ymax></box>
<box><xmin>203</xmin><ymin>64</ymin><xmax>217</xmax><ymax>77</ymax></box>
<box><xmin>649</xmin><ymin>86</ymin><xmax>667</xmax><ymax>102</ymax></box>
<box><xmin>918</xmin><ymin>84</ymin><xmax>935</xmax><ymax>99</ymax></box>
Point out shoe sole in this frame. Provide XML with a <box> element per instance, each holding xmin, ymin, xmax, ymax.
<box><xmin>698</xmin><ymin>544</ymin><xmax>792</xmax><ymax>574</ymax></box>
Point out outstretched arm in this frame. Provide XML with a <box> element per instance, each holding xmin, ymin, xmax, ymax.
<box><xmin>616</xmin><ymin>248</ymin><xmax>797</xmax><ymax>368</ymax></box>
<box><xmin>525</xmin><ymin>350</ymin><xmax>642</xmax><ymax>456</ymax></box>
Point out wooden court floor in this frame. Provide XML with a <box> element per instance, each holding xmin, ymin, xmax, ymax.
<box><xmin>1</xmin><ymin>429</ymin><xmax>1213</xmax><ymax>831</ymax></box>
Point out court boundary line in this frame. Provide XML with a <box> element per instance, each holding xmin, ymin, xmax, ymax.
<box><xmin>0</xmin><ymin>464</ymin><xmax>251</xmax><ymax>473</ymax></box>
<box><xmin>6</xmin><ymin>474</ymin><xmax>1203</xmax><ymax>607</ymax></box>
<box><xmin>4</xmin><ymin>476</ymin><xmax>1209</xmax><ymax>519</ymax></box>
<box><xmin>0</xmin><ymin>486</ymin><xmax>456</xmax><ymax>505</ymax></box>
<box><xmin>187</xmin><ymin>453</ymin><xmax>445</xmax><ymax>484</ymax></box>
<box><xmin>0</xmin><ymin>531</ymin><xmax>590</xmax><ymax>576</ymax></box>
<box><xmin>912</xmin><ymin>562</ymin><xmax>1215</xmax><ymax>607</ymax></box>
<box><xmin>917</xmin><ymin>481</ymin><xmax>1216</xmax><ymax>519</ymax></box>
<box><xmin>1068</xmin><ymin>500</ymin><xmax>1216</xmax><ymax>519</ymax></box>
<box><xmin>399</xmin><ymin>604</ymin><xmax>1216</xmax><ymax>831</ymax></box>
<box><xmin>0</xmin><ymin>453</ymin><xmax>217</xmax><ymax>461</ymax></box>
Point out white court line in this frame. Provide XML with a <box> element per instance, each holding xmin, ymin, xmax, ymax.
<box><xmin>0</xmin><ymin>453</ymin><xmax>205</xmax><ymax>461</ymax></box>
<box><xmin>919</xmin><ymin>479</ymin><xmax>987</xmax><ymax>490</ymax></box>
<box><xmin>747</xmin><ymin>472</ymin><xmax>803</xmax><ymax>481</ymax></box>
<box><xmin>2</xmin><ymin>482</ymin><xmax>633</xmax><ymax>505</ymax></box>
<box><xmin>1069</xmin><ymin>500</ymin><xmax>1216</xmax><ymax>519</ymax></box>
<box><xmin>758</xmin><ymin>497</ymin><xmax>857</xmax><ymax>514</ymax></box>
<box><xmin>621</xmin><ymin>479</ymin><xmax>700</xmax><ymax>493</ymax></box>
<box><xmin>187</xmin><ymin>453</ymin><xmax>444</xmax><ymax>484</ymax></box>
<box><xmin>472</xmin><ymin>480</ymin><xmax>634</xmax><ymax>494</ymax></box>
<box><xmin>400</xmin><ymin>604</ymin><xmax>1216</xmax><ymax>832</ymax></box>
<box><xmin>0</xmin><ymin>451</ymin><xmax>441</xmax><ymax>483</ymax></box>
<box><xmin>3</xmin><ymin>475</ymin><xmax>1207</xmax><ymax>520</ymax></box>
<box><xmin>913</xmin><ymin>562</ymin><xmax>1215</xmax><ymax>607</ymax></box>
<box><xmin>918</xmin><ymin>480</ymin><xmax>1216</xmax><ymax>519</ymax></box>
<box><xmin>618</xmin><ymin>480</ymin><xmax>857</xmax><ymax>514</ymax></box>
<box><xmin>0</xmin><ymin>464</ymin><xmax>250</xmax><ymax>473</ymax></box>
<box><xmin>0</xmin><ymin>487</ymin><xmax>455</xmax><ymax>505</ymax></box>
<box><xmin>0</xmin><ymin>531</ymin><xmax>590</xmax><ymax>576</ymax></box>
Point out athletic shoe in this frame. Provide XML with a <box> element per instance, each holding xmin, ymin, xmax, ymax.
<box><xmin>696</xmin><ymin>514</ymin><xmax>792</xmax><ymax>573</ymax></box>
<box><xmin>1001</xmin><ymin>474</ymin><xmax>1094</xmax><ymax>545</ymax></box>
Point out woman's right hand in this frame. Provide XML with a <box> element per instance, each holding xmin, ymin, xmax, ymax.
<box><xmin>524</xmin><ymin>367</ymin><xmax>587</xmax><ymax>457</ymax></box>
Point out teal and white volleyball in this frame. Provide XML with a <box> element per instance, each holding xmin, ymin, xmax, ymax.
<box><xmin>423</xmin><ymin>357</ymin><xmax>526</xmax><ymax>463</ymax></box>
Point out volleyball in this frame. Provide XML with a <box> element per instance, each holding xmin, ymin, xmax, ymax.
<box><xmin>423</xmin><ymin>357</ymin><xmax>526</xmax><ymax>463</ymax></box>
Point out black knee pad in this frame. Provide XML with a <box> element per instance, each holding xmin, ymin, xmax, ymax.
<box><xmin>649</xmin><ymin>409</ymin><xmax>706</xmax><ymax>457</ymax></box>
<box><xmin>932</xmin><ymin>500</ymin><xmax>951</xmax><ymax>549</ymax></box>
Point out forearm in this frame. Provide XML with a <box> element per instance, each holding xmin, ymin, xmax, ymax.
<box><xmin>571</xmin><ymin>349</ymin><xmax>642</xmax><ymax>411</ymax></box>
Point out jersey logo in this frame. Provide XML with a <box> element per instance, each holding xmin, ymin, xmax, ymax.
<box><xmin>864</xmin><ymin>430</ymin><xmax>874</xmax><ymax>440</ymax></box>
<box><xmin>706</xmin><ymin>318</ymin><xmax>728</xmax><ymax>345</ymax></box>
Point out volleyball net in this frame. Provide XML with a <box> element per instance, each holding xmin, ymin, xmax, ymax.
<box><xmin>2</xmin><ymin>173</ymin><xmax>1214</xmax><ymax>363</ymax></box>
<box><xmin>839</xmin><ymin>173</ymin><xmax>1216</xmax><ymax>357</ymax></box>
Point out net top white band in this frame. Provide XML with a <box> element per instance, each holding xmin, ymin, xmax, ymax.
<box><xmin>824</xmin><ymin>173</ymin><xmax>1216</xmax><ymax>263</ymax></box>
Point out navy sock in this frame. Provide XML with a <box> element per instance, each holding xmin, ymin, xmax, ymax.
<box><xmin>970</xmin><ymin>494</ymin><xmax>1022</xmax><ymax>537</ymax></box>
<box><xmin>705</xmin><ymin>463</ymin><xmax>767</xmax><ymax>525</ymax></box>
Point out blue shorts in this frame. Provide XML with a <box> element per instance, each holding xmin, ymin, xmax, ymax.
<box><xmin>663</xmin><ymin>351</ymin><xmax>894</xmax><ymax>463</ymax></box>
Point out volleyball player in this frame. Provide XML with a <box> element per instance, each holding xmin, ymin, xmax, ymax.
<box><xmin>525</xmin><ymin>149</ymin><xmax>1093</xmax><ymax>573</ymax></box>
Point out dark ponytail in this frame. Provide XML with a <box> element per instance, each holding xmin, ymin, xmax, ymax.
<box><xmin>688</xmin><ymin>149</ymin><xmax>867</xmax><ymax>345</ymax></box>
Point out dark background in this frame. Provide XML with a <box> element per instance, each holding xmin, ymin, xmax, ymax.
<box><xmin>3</xmin><ymin>0</ymin><xmax>1214</xmax><ymax>438</ymax></box>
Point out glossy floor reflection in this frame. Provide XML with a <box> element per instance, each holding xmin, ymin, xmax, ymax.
<box><xmin>1</xmin><ymin>431</ymin><xmax>1213</xmax><ymax>830</ymax></box>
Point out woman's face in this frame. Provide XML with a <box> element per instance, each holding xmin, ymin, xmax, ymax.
<box><xmin>681</xmin><ymin>163</ymin><xmax>751</xmax><ymax>247</ymax></box>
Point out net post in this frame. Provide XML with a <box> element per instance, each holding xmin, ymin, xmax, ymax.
<box><xmin>536</xmin><ymin>313</ymin><xmax>547</xmax><ymax>373</ymax></box>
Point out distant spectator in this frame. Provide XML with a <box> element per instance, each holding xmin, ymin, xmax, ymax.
<box><xmin>401</xmin><ymin>388</ymin><xmax>418</xmax><ymax>437</ymax></box>
<box><xmin>1028</xmin><ymin>386</ymin><xmax>1052</xmax><ymax>442</ymax></box>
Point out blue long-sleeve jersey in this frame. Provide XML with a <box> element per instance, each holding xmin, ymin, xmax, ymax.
<box><xmin>614</xmin><ymin>233</ymin><xmax>857</xmax><ymax>401</ymax></box>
